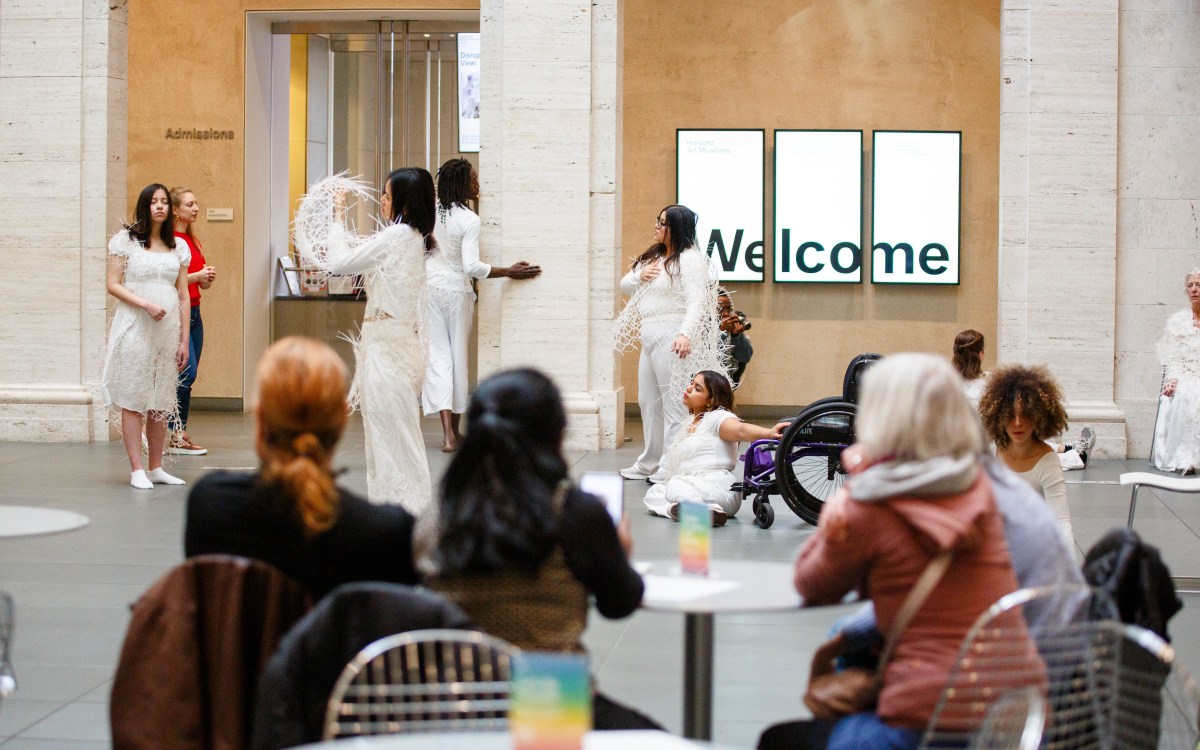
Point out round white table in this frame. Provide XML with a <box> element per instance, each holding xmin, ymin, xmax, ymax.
<box><xmin>639</xmin><ymin>559</ymin><xmax>802</xmax><ymax>741</ymax></box>
<box><xmin>294</xmin><ymin>729</ymin><xmax>740</xmax><ymax>748</ymax></box>
<box><xmin>0</xmin><ymin>505</ymin><xmax>89</xmax><ymax>539</ymax></box>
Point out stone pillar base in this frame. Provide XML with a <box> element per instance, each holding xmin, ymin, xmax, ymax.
<box><xmin>562</xmin><ymin>388</ymin><xmax>624</xmax><ymax>451</ymax></box>
<box><xmin>1065</xmin><ymin>400</ymin><xmax>1127</xmax><ymax>460</ymax></box>
<box><xmin>0</xmin><ymin>386</ymin><xmax>101</xmax><ymax>442</ymax></box>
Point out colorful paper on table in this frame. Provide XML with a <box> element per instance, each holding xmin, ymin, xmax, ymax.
<box><xmin>510</xmin><ymin>652</ymin><xmax>591</xmax><ymax>750</ymax></box>
<box><xmin>678</xmin><ymin>500</ymin><xmax>712</xmax><ymax>576</ymax></box>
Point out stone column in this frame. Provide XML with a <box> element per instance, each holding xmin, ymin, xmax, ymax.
<box><xmin>998</xmin><ymin>0</ymin><xmax>1125</xmax><ymax>456</ymax></box>
<box><xmin>0</xmin><ymin>0</ymin><xmax>128</xmax><ymax>441</ymax></box>
<box><xmin>477</xmin><ymin>0</ymin><xmax>624</xmax><ymax>450</ymax></box>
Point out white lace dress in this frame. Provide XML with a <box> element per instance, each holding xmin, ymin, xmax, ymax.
<box><xmin>294</xmin><ymin>176</ymin><xmax>431</xmax><ymax>512</ymax></box>
<box><xmin>1154</xmin><ymin>310</ymin><xmax>1200</xmax><ymax>471</ymax></box>
<box><xmin>101</xmin><ymin>230</ymin><xmax>189</xmax><ymax>415</ymax></box>
<box><xmin>643</xmin><ymin>408</ymin><xmax>742</xmax><ymax>518</ymax></box>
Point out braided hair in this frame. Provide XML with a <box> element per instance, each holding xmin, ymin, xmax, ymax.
<box><xmin>436</xmin><ymin>158</ymin><xmax>474</xmax><ymax>210</ymax></box>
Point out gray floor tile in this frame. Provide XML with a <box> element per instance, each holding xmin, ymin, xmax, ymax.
<box><xmin>0</xmin><ymin>739</ymin><xmax>111</xmax><ymax>750</ymax></box>
<box><xmin>17</xmin><ymin>702</ymin><xmax>109</xmax><ymax>742</ymax></box>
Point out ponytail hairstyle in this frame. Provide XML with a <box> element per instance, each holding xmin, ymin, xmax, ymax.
<box><xmin>434</xmin><ymin>368</ymin><xmax>569</xmax><ymax>576</ymax></box>
<box><xmin>952</xmin><ymin>329</ymin><xmax>985</xmax><ymax>382</ymax></box>
<box><xmin>169</xmin><ymin>186</ymin><xmax>199</xmax><ymax>242</ymax></box>
<box><xmin>126</xmin><ymin>183</ymin><xmax>177</xmax><ymax>249</ymax></box>
<box><xmin>631</xmin><ymin>204</ymin><xmax>699</xmax><ymax>279</ymax></box>
<box><xmin>254</xmin><ymin>336</ymin><xmax>349</xmax><ymax>537</ymax></box>
<box><xmin>385</xmin><ymin>167</ymin><xmax>437</xmax><ymax>255</ymax></box>
<box><xmin>436</xmin><ymin>157</ymin><xmax>474</xmax><ymax>210</ymax></box>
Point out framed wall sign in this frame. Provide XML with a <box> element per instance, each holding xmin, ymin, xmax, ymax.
<box><xmin>774</xmin><ymin>130</ymin><xmax>863</xmax><ymax>283</ymax></box>
<box><xmin>871</xmin><ymin>131</ymin><xmax>961</xmax><ymax>285</ymax></box>
<box><xmin>457</xmin><ymin>33</ymin><xmax>481</xmax><ymax>153</ymax></box>
<box><xmin>676</xmin><ymin>129</ymin><xmax>765</xmax><ymax>282</ymax></box>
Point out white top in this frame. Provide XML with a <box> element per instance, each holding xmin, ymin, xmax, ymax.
<box><xmin>1016</xmin><ymin>450</ymin><xmax>1070</xmax><ymax>532</ymax></box>
<box><xmin>427</xmin><ymin>203</ymin><xmax>490</xmax><ymax>294</ymax></box>
<box><xmin>618</xmin><ymin>247</ymin><xmax>712</xmax><ymax>340</ymax></box>
<box><xmin>1158</xmin><ymin>309</ymin><xmax>1200</xmax><ymax>380</ymax></box>
<box><xmin>963</xmin><ymin>372</ymin><xmax>988</xmax><ymax>409</ymax></box>
<box><xmin>323</xmin><ymin>222</ymin><xmax>428</xmax><ymax>321</ymax></box>
<box><xmin>665</xmin><ymin>408</ymin><xmax>739</xmax><ymax>478</ymax></box>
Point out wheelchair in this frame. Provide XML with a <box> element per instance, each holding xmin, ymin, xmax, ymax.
<box><xmin>732</xmin><ymin>353</ymin><xmax>882</xmax><ymax>529</ymax></box>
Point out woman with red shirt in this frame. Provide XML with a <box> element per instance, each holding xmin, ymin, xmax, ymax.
<box><xmin>169</xmin><ymin>187</ymin><xmax>216</xmax><ymax>455</ymax></box>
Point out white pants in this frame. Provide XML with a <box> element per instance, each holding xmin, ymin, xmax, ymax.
<box><xmin>422</xmin><ymin>289</ymin><xmax>473</xmax><ymax>416</ymax></box>
<box><xmin>644</xmin><ymin>472</ymin><xmax>742</xmax><ymax>518</ymax></box>
<box><xmin>631</xmin><ymin>333</ymin><xmax>688</xmax><ymax>480</ymax></box>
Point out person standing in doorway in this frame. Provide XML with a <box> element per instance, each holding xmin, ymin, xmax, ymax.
<box><xmin>167</xmin><ymin>187</ymin><xmax>216</xmax><ymax>456</ymax></box>
<box><xmin>422</xmin><ymin>158</ymin><xmax>541</xmax><ymax>452</ymax></box>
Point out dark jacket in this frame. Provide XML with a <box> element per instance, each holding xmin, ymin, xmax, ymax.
<box><xmin>251</xmin><ymin>582</ymin><xmax>473</xmax><ymax>750</ymax></box>
<box><xmin>1083</xmin><ymin>527</ymin><xmax>1181</xmax><ymax>641</ymax></box>
<box><xmin>110</xmin><ymin>556</ymin><xmax>313</xmax><ymax>750</ymax></box>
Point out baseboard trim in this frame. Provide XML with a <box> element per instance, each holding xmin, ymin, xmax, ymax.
<box><xmin>191</xmin><ymin>397</ymin><xmax>245</xmax><ymax>413</ymax></box>
<box><xmin>624</xmin><ymin>403</ymin><xmax>803</xmax><ymax>421</ymax></box>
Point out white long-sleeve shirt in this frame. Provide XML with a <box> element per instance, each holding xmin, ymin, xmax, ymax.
<box><xmin>427</xmin><ymin>204</ymin><xmax>491</xmax><ymax>294</ymax></box>
<box><xmin>619</xmin><ymin>247</ymin><xmax>710</xmax><ymax>340</ymax></box>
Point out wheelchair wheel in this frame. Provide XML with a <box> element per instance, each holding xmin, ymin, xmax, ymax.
<box><xmin>752</xmin><ymin>492</ymin><xmax>774</xmax><ymax>529</ymax></box>
<box><xmin>774</xmin><ymin>399</ymin><xmax>856</xmax><ymax>525</ymax></box>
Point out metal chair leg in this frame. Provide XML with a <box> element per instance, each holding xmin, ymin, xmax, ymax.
<box><xmin>1127</xmin><ymin>485</ymin><xmax>1141</xmax><ymax>528</ymax></box>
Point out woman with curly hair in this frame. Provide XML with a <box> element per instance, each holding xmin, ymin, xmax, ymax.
<box><xmin>979</xmin><ymin>365</ymin><xmax>1073</xmax><ymax>545</ymax></box>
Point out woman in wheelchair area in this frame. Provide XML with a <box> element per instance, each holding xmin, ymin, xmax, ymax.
<box><xmin>761</xmin><ymin>354</ymin><xmax>1034</xmax><ymax>750</ymax></box>
<box><xmin>184</xmin><ymin>337</ymin><xmax>419</xmax><ymax>598</ymax></box>
<box><xmin>417</xmin><ymin>368</ymin><xmax>661</xmax><ymax>731</ymax></box>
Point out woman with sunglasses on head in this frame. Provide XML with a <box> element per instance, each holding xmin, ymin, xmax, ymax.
<box><xmin>423</xmin><ymin>158</ymin><xmax>541</xmax><ymax>453</ymax></box>
<box><xmin>614</xmin><ymin>205</ymin><xmax>726</xmax><ymax>485</ymax></box>
<box><xmin>294</xmin><ymin>168</ymin><xmax>436</xmax><ymax>513</ymax></box>
<box><xmin>102</xmin><ymin>183</ymin><xmax>191</xmax><ymax>489</ymax></box>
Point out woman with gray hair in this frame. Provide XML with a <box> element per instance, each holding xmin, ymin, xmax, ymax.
<box><xmin>764</xmin><ymin>353</ymin><xmax>1033</xmax><ymax>750</ymax></box>
<box><xmin>1153</xmin><ymin>268</ymin><xmax>1200</xmax><ymax>473</ymax></box>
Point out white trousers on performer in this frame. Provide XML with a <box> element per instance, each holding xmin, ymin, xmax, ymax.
<box><xmin>631</xmin><ymin>332</ymin><xmax>687</xmax><ymax>481</ymax></box>
<box><xmin>422</xmin><ymin>289</ymin><xmax>473</xmax><ymax>416</ymax></box>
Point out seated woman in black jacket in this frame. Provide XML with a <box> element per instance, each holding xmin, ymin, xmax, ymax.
<box><xmin>419</xmin><ymin>367</ymin><xmax>658</xmax><ymax>731</ymax></box>
<box><xmin>185</xmin><ymin>336</ymin><xmax>416</xmax><ymax>598</ymax></box>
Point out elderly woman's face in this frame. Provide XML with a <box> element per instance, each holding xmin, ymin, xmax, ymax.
<box><xmin>1186</xmin><ymin>275</ymin><xmax>1200</xmax><ymax>304</ymax></box>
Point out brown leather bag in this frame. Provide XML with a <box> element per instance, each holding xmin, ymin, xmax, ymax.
<box><xmin>803</xmin><ymin>551</ymin><xmax>952</xmax><ymax>720</ymax></box>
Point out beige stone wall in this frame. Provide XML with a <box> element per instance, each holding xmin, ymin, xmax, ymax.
<box><xmin>621</xmin><ymin>1</ymin><xmax>1002</xmax><ymax>410</ymax></box>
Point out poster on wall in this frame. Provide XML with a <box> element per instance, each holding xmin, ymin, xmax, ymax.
<box><xmin>676</xmin><ymin>129</ymin><xmax>765</xmax><ymax>282</ymax></box>
<box><xmin>457</xmin><ymin>33</ymin><xmax>481</xmax><ymax>153</ymax></box>
<box><xmin>774</xmin><ymin>130</ymin><xmax>863</xmax><ymax>283</ymax></box>
<box><xmin>871</xmin><ymin>131</ymin><xmax>961</xmax><ymax>285</ymax></box>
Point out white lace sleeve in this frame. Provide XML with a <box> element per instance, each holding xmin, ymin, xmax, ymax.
<box><xmin>293</xmin><ymin>174</ymin><xmax>394</xmax><ymax>278</ymax></box>
<box><xmin>666</xmin><ymin>250</ymin><xmax>730</xmax><ymax>397</ymax></box>
<box><xmin>613</xmin><ymin>263</ymin><xmax>645</xmax><ymax>354</ymax></box>
<box><xmin>107</xmin><ymin>230</ymin><xmax>138</xmax><ymax>258</ymax></box>
<box><xmin>1159</xmin><ymin>310</ymin><xmax>1200</xmax><ymax>380</ymax></box>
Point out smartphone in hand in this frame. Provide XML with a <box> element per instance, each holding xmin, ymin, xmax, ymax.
<box><xmin>580</xmin><ymin>471</ymin><xmax>624</xmax><ymax>525</ymax></box>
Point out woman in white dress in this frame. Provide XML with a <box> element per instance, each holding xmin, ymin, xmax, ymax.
<box><xmin>294</xmin><ymin>169</ymin><xmax>435</xmax><ymax>513</ymax></box>
<box><xmin>614</xmin><ymin>205</ymin><xmax>726</xmax><ymax>484</ymax></box>
<box><xmin>102</xmin><ymin>183</ymin><xmax>191</xmax><ymax>489</ymax></box>
<box><xmin>952</xmin><ymin>328</ymin><xmax>987</xmax><ymax>408</ymax></box>
<box><xmin>979</xmin><ymin>364</ymin><xmax>1074</xmax><ymax>548</ymax></box>
<box><xmin>643</xmin><ymin>370</ymin><xmax>787</xmax><ymax>526</ymax></box>
<box><xmin>1154</xmin><ymin>268</ymin><xmax>1200</xmax><ymax>473</ymax></box>
<box><xmin>423</xmin><ymin>158</ymin><xmax>541</xmax><ymax>452</ymax></box>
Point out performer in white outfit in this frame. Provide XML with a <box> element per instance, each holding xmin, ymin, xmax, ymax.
<box><xmin>423</xmin><ymin>158</ymin><xmax>541</xmax><ymax>452</ymax></box>
<box><xmin>644</xmin><ymin>371</ymin><xmax>787</xmax><ymax>526</ymax></box>
<box><xmin>294</xmin><ymin>169</ymin><xmax>435</xmax><ymax>513</ymax></box>
<box><xmin>1154</xmin><ymin>268</ymin><xmax>1200</xmax><ymax>473</ymax></box>
<box><xmin>102</xmin><ymin>183</ymin><xmax>190</xmax><ymax>489</ymax></box>
<box><xmin>614</xmin><ymin>205</ymin><xmax>727</xmax><ymax>484</ymax></box>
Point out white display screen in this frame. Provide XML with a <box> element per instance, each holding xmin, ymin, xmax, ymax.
<box><xmin>774</xmin><ymin>130</ymin><xmax>863</xmax><ymax>283</ymax></box>
<box><xmin>457</xmin><ymin>33</ymin><xmax>480</xmax><ymax>153</ymax></box>
<box><xmin>871</xmin><ymin>131</ymin><xmax>961</xmax><ymax>285</ymax></box>
<box><xmin>676</xmin><ymin>129</ymin><xmax>765</xmax><ymax>282</ymax></box>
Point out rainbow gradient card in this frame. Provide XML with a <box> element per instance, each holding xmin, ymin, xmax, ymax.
<box><xmin>510</xmin><ymin>652</ymin><xmax>591</xmax><ymax>750</ymax></box>
<box><xmin>678</xmin><ymin>500</ymin><xmax>712</xmax><ymax>576</ymax></box>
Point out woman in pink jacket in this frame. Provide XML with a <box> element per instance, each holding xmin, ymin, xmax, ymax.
<box><xmin>765</xmin><ymin>353</ymin><xmax>1035</xmax><ymax>750</ymax></box>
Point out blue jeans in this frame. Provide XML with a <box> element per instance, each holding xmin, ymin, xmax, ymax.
<box><xmin>828</xmin><ymin>713</ymin><xmax>921</xmax><ymax>750</ymax></box>
<box><xmin>172</xmin><ymin>306</ymin><xmax>203</xmax><ymax>431</ymax></box>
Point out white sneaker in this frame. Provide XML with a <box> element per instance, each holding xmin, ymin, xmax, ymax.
<box><xmin>146</xmin><ymin>467</ymin><xmax>186</xmax><ymax>485</ymax></box>
<box><xmin>130</xmin><ymin>470</ymin><xmax>153</xmax><ymax>490</ymax></box>
<box><xmin>619</xmin><ymin>466</ymin><xmax>651</xmax><ymax>481</ymax></box>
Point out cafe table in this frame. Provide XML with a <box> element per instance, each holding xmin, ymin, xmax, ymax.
<box><xmin>0</xmin><ymin>505</ymin><xmax>89</xmax><ymax>539</ymax></box>
<box><xmin>639</xmin><ymin>559</ymin><xmax>802</xmax><ymax>741</ymax></box>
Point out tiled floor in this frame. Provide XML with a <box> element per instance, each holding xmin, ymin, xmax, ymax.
<box><xmin>0</xmin><ymin>412</ymin><xmax>1197</xmax><ymax>748</ymax></box>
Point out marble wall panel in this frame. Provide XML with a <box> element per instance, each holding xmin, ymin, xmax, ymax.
<box><xmin>1115</xmin><ymin>350</ymin><xmax>1168</xmax><ymax>400</ymax></box>
<box><xmin>84</xmin><ymin>0</ymin><xmax>125</xmax><ymax>21</ymax></box>
<box><xmin>1001</xmin><ymin>197</ymin><xmax>1029</xmax><ymax>245</ymax></box>
<box><xmin>1134</xmin><ymin>198</ymin><xmax>1199</xmax><ymax>248</ymax></box>
<box><xmin>0</xmin><ymin>162</ymin><xmax>80</xmax><ymax>198</ymax></box>
<box><xmin>501</xmin><ymin>61</ymin><xmax>590</xmax><ymax>110</ymax></box>
<box><xmin>0</xmin><ymin>196</ymin><xmax>81</xmax><ymax>249</ymax></box>
<box><xmin>0</xmin><ymin>0</ymin><xmax>81</xmax><ymax>20</ymax></box>
<box><xmin>1000</xmin><ymin>244</ymin><xmax>1029</xmax><ymax>302</ymax></box>
<box><xmin>1155</xmin><ymin>248</ymin><xmax>1200</xmax><ymax>300</ymax></box>
<box><xmin>1026</xmin><ymin>196</ymin><xmax>1115</xmax><ymax>248</ymax></box>
<box><xmin>0</xmin><ymin>76</ymin><xmax>83</xmax><ymax>161</ymax></box>
<box><xmin>1029</xmin><ymin>64</ymin><xmax>1117</xmax><ymax>114</ymax></box>
<box><xmin>1028</xmin><ymin>151</ymin><xmax>1116</xmax><ymax>198</ymax></box>
<box><xmin>1117</xmin><ymin>302</ymin><xmax>1171</xmax><ymax>356</ymax></box>
<box><xmin>497</xmin><ymin>189</ymin><xmax>591</xmax><ymax>253</ymax></box>
<box><xmin>1118</xmin><ymin>10</ymin><xmax>1200</xmax><ymax>68</ymax></box>
<box><xmin>497</xmin><ymin>109</ymin><xmax>589</xmax><ymax>194</ymax></box>
<box><xmin>1028</xmin><ymin>112</ymin><xmax>1116</xmax><ymax>154</ymax></box>
<box><xmin>1120</xmin><ymin>67</ymin><xmax>1200</xmax><ymax>116</ymax></box>
<box><xmin>0</xmin><ymin>311</ymin><xmax>80</xmax><ymax>382</ymax></box>
<box><xmin>1002</xmin><ymin>7</ymin><xmax>1031</xmax><ymax>64</ymax></box>
<box><xmin>81</xmin><ymin>305</ymin><xmax>107</xmax><ymax>388</ymax></box>
<box><xmin>590</xmin><ymin>0</ymin><xmax>620</xmax><ymax>65</ymax></box>
<box><xmin>1121</xmin><ymin>0</ymin><xmax>1189</xmax><ymax>10</ymax></box>
<box><xmin>999</xmin><ymin>300</ymin><xmax>1029</xmax><ymax>362</ymax></box>
<box><xmin>501</xmin><ymin>0</ymin><xmax>589</xmax><ymax>63</ymax></box>
<box><xmin>1114</xmin><ymin>242</ymin><xmax>1158</xmax><ymax>304</ymax></box>
<box><xmin>0</xmin><ymin>245</ymin><xmax>83</xmax><ymax>313</ymax></box>
<box><xmin>1028</xmin><ymin>9</ymin><xmax>1117</xmax><ymax>68</ymax></box>
<box><xmin>0</xmin><ymin>19</ymin><xmax>83</xmax><ymax>77</ymax></box>
<box><xmin>1002</xmin><ymin>64</ymin><xmax>1030</xmax><ymax>114</ymax></box>
<box><xmin>1117</xmin><ymin>115</ymin><xmax>1200</xmax><ymax>199</ymax></box>
<box><xmin>106</xmin><ymin>18</ymin><xmax>127</xmax><ymax>80</ymax></box>
<box><xmin>1026</xmin><ymin>246</ymin><xmax>1115</xmax><ymax>304</ymax></box>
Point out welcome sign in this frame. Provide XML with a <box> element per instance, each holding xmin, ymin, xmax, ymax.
<box><xmin>677</xmin><ymin>129</ymin><xmax>765</xmax><ymax>282</ymax></box>
<box><xmin>774</xmin><ymin>130</ymin><xmax>863</xmax><ymax>283</ymax></box>
<box><xmin>871</xmin><ymin>131</ymin><xmax>961</xmax><ymax>285</ymax></box>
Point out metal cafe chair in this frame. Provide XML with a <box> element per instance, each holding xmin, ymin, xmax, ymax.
<box><xmin>0</xmin><ymin>593</ymin><xmax>14</xmax><ymax>705</ymax></box>
<box><xmin>966</xmin><ymin>686</ymin><xmax>1046</xmax><ymax>750</ymax></box>
<box><xmin>322</xmin><ymin>629</ymin><xmax>518</xmax><ymax>740</ymax></box>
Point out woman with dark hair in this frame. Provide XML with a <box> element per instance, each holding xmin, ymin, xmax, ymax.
<box><xmin>423</xmin><ymin>158</ymin><xmax>541</xmax><ymax>452</ymax></box>
<box><xmin>420</xmin><ymin>368</ymin><xmax>660</xmax><ymax>731</ymax></box>
<box><xmin>294</xmin><ymin>169</ymin><xmax>435</xmax><ymax>512</ymax></box>
<box><xmin>643</xmin><ymin>370</ymin><xmax>788</xmax><ymax>525</ymax></box>
<box><xmin>165</xmin><ymin>187</ymin><xmax>217</xmax><ymax>456</ymax></box>
<box><xmin>979</xmin><ymin>364</ymin><xmax>1074</xmax><ymax>545</ymax></box>
<box><xmin>102</xmin><ymin>183</ymin><xmax>191</xmax><ymax>489</ymax></box>
<box><xmin>614</xmin><ymin>204</ymin><xmax>726</xmax><ymax>484</ymax></box>
<box><xmin>951</xmin><ymin>328</ymin><xmax>986</xmax><ymax>407</ymax></box>
<box><xmin>185</xmin><ymin>337</ymin><xmax>416</xmax><ymax>597</ymax></box>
